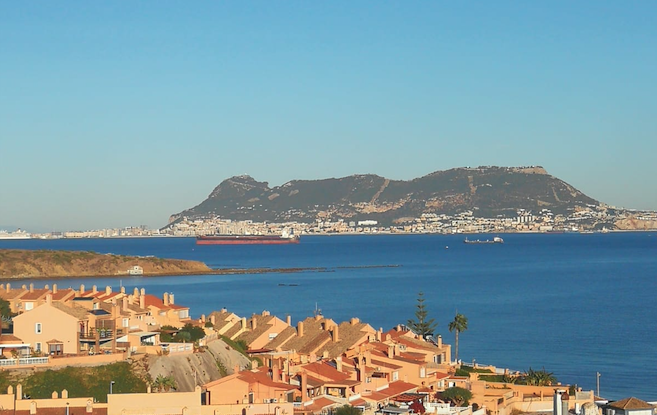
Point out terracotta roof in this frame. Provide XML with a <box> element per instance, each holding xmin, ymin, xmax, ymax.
<box><xmin>51</xmin><ymin>301</ymin><xmax>90</xmax><ymax>320</ymax></box>
<box><xmin>370</xmin><ymin>359</ymin><xmax>403</xmax><ymax>370</ymax></box>
<box><xmin>237</xmin><ymin>370</ymin><xmax>297</xmax><ymax>391</ymax></box>
<box><xmin>20</xmin><ymin>288</ymin><xmax>50</xmax><ymax>300</ymax></box>
<box><xmin>47</xmin><ymin>339</ymin><xmax>64</xmax><ymax>344</ymax></box>
<box><xmin>0</xmin><ymin>288</ymin><xmax>28</xmax><ymax>301</ymax></box>
<box><xmin>608</xmin><ymin>397</ymin><xmax>655</xmax><ymax>410</ymax></box>
<box><xmin>51</xmin><ymin>288</ymin><xmax>75</xmax><ymax>301</ymax></box>
<box><xmin>303</xmin><ymin>397</ymin><xmax>338</xmax><ymax>412</ymax></box>
<box><xmin>301</xmin><ymin>361</ymin><xmax>350</xmax><ymax>382</ymax></box>
<box><xmin>0</xmin><ymin>334</ymin><xmax>23</xmax><ymax>344</ymax></box>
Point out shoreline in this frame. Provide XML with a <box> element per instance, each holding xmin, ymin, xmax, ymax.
<box><xmin>0</xmin><ymin>264</ymin><xmax>400</xmax><ymax>282</ymax></box>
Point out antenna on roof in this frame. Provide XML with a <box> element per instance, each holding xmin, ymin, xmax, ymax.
<box><xmin>314</xmin><ymin>302</ymin><xmax>322</xmax><ymax>317</ymax></box>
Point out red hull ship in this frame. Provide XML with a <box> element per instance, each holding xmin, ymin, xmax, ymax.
<box><xmin>196</xmin><ymin>235</ymin><xmax>300</xmax><ymax>245</ymax></box>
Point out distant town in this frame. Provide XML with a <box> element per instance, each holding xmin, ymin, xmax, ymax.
<box><xmin>3</xmin><ymin>204</ymin><xmax>657</xmax><ymax>240</ymax></box>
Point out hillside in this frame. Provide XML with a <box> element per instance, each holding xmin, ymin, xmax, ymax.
<box><xmin>0</xmin><ymin>249</ymin><xmax>210</xmax><ymax>279</ymax></box>
<box><xmin>169</xmin><ymin>166</ymin><xmax>599</xmax><ymax>225</ymax></box>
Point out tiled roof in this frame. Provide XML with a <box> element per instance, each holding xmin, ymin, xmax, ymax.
<box><xmin>300</xmin><ymin>330</ymin><xmax>331</xmax><ymax>355</ymax></box>
<box><xmin>236</xmin><ymin>315</ymin><xmax>276</xmax><ymax>346</ymax></box>
<box><xmin>302</xmin><ymin>361</ymin><xmax>350</xmax><ymax>382</ymax></box>
<box><xmin>303</xmin><ymin>397</ymin><xmax>338</xmax><ymax>412</ymax></box>
<box><xmin>51</xmin><ymin>289</ymin><xmax>75</xmax><ymax>301</ymax></box>
<box><xmin>51</xmin><ymin>302</ymin><xmax>90</xmax><ymax>320</ymax></box>
<box><xmin>281</xmin><ymin>317</ymin><xmax>334</xmax><ymax>353</ymax></box>
<box><xmin>20</xmin><ymin>289</ymin><xmax>50</xmax><ymax>300</ymax></box>
<box><xmin>11</xmin><ymin>407</ymin><xmax>107</xmax><ymax>415</ymax></box>
<box><xmin>237</xmin><ymin>370</ymin><xmax>297</xmax><ymax>391</ymax></box>
<box><xmin>223</xmin><ymin>322</ymin><xmax>244</xmax><ymax>339</ymax></box>
<box><xmin>608</xmin><ymin>397</ymin><xmax>655</xmax><ymax>410</ymax></box>
<box><xmin>0</xmin><ymin>334</ymin><xmax>23</xmax><ymax>344</ymax></box>
<box><xmin>0</xmin><ymin>289</ymin><xmax>27</xmax><ymax>300</ymax></box>
<box><xmin>264</xmin><ymin>326</ymin><xmax>296</xmax><ymax>349</ymax></box>
<box><xmin>315</xmin><ymin>321</ymin><xmax>373</xmax><ymax>359</ymax></box>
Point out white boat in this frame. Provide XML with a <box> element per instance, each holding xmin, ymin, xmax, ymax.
<box><xmin>0</xmin><ymin>229</ymin><xmax>32</xmax><ymax>240</ymax></box>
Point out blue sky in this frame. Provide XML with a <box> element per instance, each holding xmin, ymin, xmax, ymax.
<box><xmin>2</xmin><ymin>2</ymin><xmax>656</xmax><ymax>231</ymax></box>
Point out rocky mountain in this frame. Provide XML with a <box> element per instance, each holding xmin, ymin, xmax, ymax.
<box><xmin>169</xmin><ymin>166</ymin><xmax>600</xmax><ymax>225</ymax></box>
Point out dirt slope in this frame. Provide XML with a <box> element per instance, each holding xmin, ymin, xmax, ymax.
<box><xmin>146</xmin><ymin>339</ymin><xmax>251</xmax><ymax>392</ymax></box>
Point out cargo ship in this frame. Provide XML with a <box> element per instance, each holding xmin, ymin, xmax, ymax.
<box><xmin>196</xmin><ymin>232</ymin><xmax>300</xmax><ymax>245</ymax></box>
<box><xmin>463</xmin><ymin>236</ymin><xmax>504</xmax><ymax>244</ymax></box>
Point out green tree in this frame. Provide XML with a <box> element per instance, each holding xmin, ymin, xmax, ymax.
<box><xmin>335</xmin><ymin>404</ymin><xmax>362</xmax><ymax>415</ymax></box>
<box><xmin>440</xmin><ymin>386</ymin><xmax>473</xmax><ymax>407</ymax></box>
<box><xmin>448</xmin><ymin>312</ymin><xmax>468</xmax><ymax>362</ymax></box>
<box><xmin>523</xmin><ymin>367</ymin><xmax>556</xmax><ymax>386</ymax></box>
<box><xmin>407</xmin><ymin>292</ymin><xmax>437</xmax><ymax>338</ymax></box>
<box><xmin>0</xmin><ymin>298</ymin><xmax>12</xmax><ymax>319</ymax></box>
<box><xmin>152</xmin><ymin>374</ymin><xmax>177</xmax><ymax>392</ymax></box>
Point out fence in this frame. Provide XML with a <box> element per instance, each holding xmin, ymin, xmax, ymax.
<box><xmin>0</xmin><ymin>356</ymin><xmax>49</xmax><ymax>367</ymax></box>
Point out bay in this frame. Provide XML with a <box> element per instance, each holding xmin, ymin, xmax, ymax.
<box><xmin>1</xmin><ymin>233</ymin><xmax>656</xmax><ymax>401</ymax></box>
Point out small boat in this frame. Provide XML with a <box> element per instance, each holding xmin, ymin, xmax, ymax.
<box><xmin>464</xmin><ymin>236</ymin><xmax>504</xmax><ymax>244</ymax></box>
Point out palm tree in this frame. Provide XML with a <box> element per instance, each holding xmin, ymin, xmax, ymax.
<box><xmin>448</xmin><ymin>312</ymin><xmax>468</xmax><ymax>362</ymax></box>
<box><xmin>524</xmin><ymin>367</ymin><xmax>556</xmax><ymax>386</ymax></box>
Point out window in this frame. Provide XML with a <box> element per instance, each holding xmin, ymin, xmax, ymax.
<box><xmin>392</xmin><ymin>371</ymin><xmax>399</xmax><ymax>381</ymax></box>
<box><xmin>35</xmin><ymin>323</ymin><xmax>42</xmax><ymax>334</ymax></box>
<box><xmin>35</xmin><ymin>342</ymin><xmax>42</xmax><ymax>352</ymax></box>
<box><xmin>25</xmin><ymin>302</ymin><xmax>34</xmax><ymax>311</ymax></box>
<box><xmin>93</xmin><ymin>303</ymin><xmax>99</xmax><ymax>310</ymax></box>
<box><xmin>420</xmin><ymin>367</ymin><xmax>426</xmax><ymax>378</ymax></box>
<box><xmin>122</xmin><ymin>318</ymin><xmax>129</xmax><ymax>328</ymax></box>
<box><xmin>268</xmin><ymin>333</ymin><xmax>278</xmax><ymax>340</ymax></box>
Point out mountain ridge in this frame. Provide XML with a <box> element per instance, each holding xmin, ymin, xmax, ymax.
<box><xmin>169</xmin><ymin>166</ymin><xmax>599</xmax><ymax>225</ymax></box>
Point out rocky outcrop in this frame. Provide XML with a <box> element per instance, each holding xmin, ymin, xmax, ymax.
<box><xmin>170</xmin><ymin>166</ymin><xmax>600</xmax><ymax>225</ymax></box>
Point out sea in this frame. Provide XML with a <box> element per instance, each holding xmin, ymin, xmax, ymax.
<box><xmin>1</xmin><ymin>233</ymin><xmax>656</xmax><ymax>401</ymax></box>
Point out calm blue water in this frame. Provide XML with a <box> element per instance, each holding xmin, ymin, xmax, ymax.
<box><xmin>1</xmin><ymin>233</ymin><xmax>656</xmax><ymax>400</ymax></box>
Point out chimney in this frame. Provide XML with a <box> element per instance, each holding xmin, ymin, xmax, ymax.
<box><xmin>336</xmin><ymin>356</ymin><xmax>343</xmax><ymax>372</ymax></box>
<box><xmin>241</xmin><ymin>317</ymin><xmax>247</xmax><ymax>329</ymax></box>
<box><xmin>332</xmin><ymin>325</ymin><xmax>339</xmax><ymax>342</ymax></box>
<box><xmin>251</xmin><ymin>315</ymin><xmax>257</xmax><ymax>330</ymax></box>
<box><xmin>221</xmin><ymin>307</ymin><xmax>227</xmax><ymax>312</ymax></box>
<box><xmin>120</xmin><ymin>286</ymin><xmax>125</xmax><ymax>294</ymax></box>
<box><xmin>300</xmin><ymin>371</ymin><xmax>308</xmax><ymax>402</ymax></box>
<box><xmin>80</xmin><ymin>284</ymin><xmax>85</xmax><ymax>295</ymax></box>
<box><xmin>272</xmin><ymin>365</ymin><xmax>280</xmax><ymax>382</ymax></box>
<box><xmin>169</xmin><ymin>293</ymin><xmax>174</xmax><ymax>304</ymax></box>
<box><xmin>286</xmin><ymin>315</ymin><xmax>292</xmax><ymax>326</ymax></box>
<box><xmin>201</xmin><ymin>314</ymin><xmax>206</xmax><ymax>323</ymax></box>
<box><xmin>52</xmin><ymin>284</ymin><xmax>58</xmax><ymax>294</ymax></box>
<box><xmin>163</xmin><ymin>293</ymin><xmax>170</xmax><ymax>306</ymax></box>
<box><xmin>210</xmin><ymin>315</ymin><xmax>216</xmax><ymax>325</ymax></box>
<box><xmin>29</xmin><ymin>283</ymin><xmax>34</xmax><ymax>293</ymax></box>
<box><xmin>388</xmin><ymin>345</ymin><xmax>395</xmax><ymax>358</ymax></box>
<box><xmin>133</xmin><ymin>287</ymin><xmax>139</xmax><ymax>297</ymax></box>
<box><xmin>377</xmin><ymin>328</ymin><xmax>383</xmax><ymax>342</ymax></box>
<box><xmin>122</xmin><ymin>296</ymin><xmax>128</xmax><ymax>311</ymax></box>
<box><xmin>46</xmin><ymin>293</ymin><xmax>52</xmax><ymax>305</ymax></box>
<box><xmin>141</xmin><ymin>288</ymin><xmax>145</xmax><ymax>296</ymax></box>
<box><xmin>297</xmin><ymin>321</ymin><xmax>304</xmax><ymax>337</ymax></box>
<box><xmin>105</xmin><ymin>286</ymin><xmax>111</xmax><ymax>295</ymax></box>
<box><xmin>394</xmin><ymin>343</ymin><xmax>400</xmax><ymax>356</ymax></box>
<box><xmin>437</xmin><ymin>335</ymin><xmax>442</xmax><ymax>348</ymax></box>
<box><xmin>139</xmin><ymin>294</ymin><xmax>145</xmax><ymax>309</ymax></box>
<box><xmin>350</xmin><ymin>317</ymin><xmax>359</xmax><ymax>325</ymax></box>
<box><xmin>314</xmin><ymin>314</ymin><xmax>321</xmax><ymax>321</ymax></box>
<box><xmin>45</xmin><ymin>284</ymin><xmax>49</xmax><ymax>290</ymax></box>
<box><xmin>92</xmin><ymin>285</ymin><xmax>97</xmax><ymax>294</ymax></box>
<box><xmin>5</xmin><ymin>283</ymin><xmax>9</xmax><ymax>293</ymax></box>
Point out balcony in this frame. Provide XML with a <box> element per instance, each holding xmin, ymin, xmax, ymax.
<box><xmin>79</xmin><ymin>328</ymin><xmax>124</xmax><ymax>340</ymax></box>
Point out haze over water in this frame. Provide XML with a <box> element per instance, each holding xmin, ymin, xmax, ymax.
<box><xmin>2</xmin><ymin>233</ymin><xmax>656</xmax><ymax>401</ymax></box>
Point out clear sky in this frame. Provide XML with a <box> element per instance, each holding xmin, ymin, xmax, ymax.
<box><xmin>2</xmin><ymin>2</ymin><xmax>656</xmax><ymax>231</ymax></box>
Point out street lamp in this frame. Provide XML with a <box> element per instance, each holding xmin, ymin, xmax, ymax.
<box><xmin>110</xmin><ymin>380</ymin><xmax>115</xmax><ymax>395</ymax></box>
<box><xmin>66</xmin><ymin>402</ymin><xmax>70</xmax><ymax>415</ymax></box>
